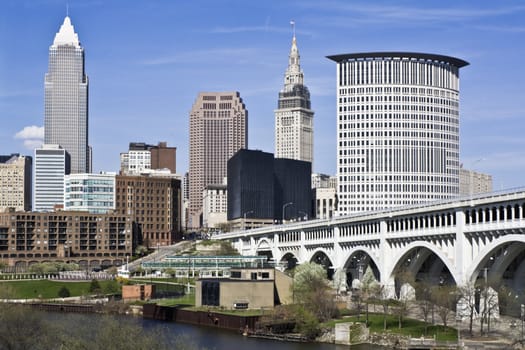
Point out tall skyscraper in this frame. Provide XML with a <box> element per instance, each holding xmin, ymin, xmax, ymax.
<box><xmin>34</xmin><ymin>145</ymin><xmax>70</xmax><ymax>212</ymax></box>
<box><xmin>327</xmin><ymin>52</ymin><xmax>469</xmax><ymax>215</ymax></box>
<box><xmin>274</xmin><ymin>30</ymin><xmax>314</xmax><ymax>163</ymax></box>
<box><xmin>188</xmin><ymin>92</ymin><xmax>247</xmax><ymax>229</ymax></box>
<box><xmin>44</xmin><ymin>16</ymin><xmax>90</xmax><ymax>174</ymax></box>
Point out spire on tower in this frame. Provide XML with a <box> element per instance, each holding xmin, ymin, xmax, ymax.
<box><xmin>52</xmin><ymin>15</ymin><xmax>80</xmax><ymax>47</ymax></box>
<box><xmin>284</xmin><ymin>20</ymin><xmax>302</xmax><ymax>90</ymax></box>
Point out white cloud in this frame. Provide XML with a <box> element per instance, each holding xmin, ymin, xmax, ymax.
<box><xmin>14</xmin><ymin>125</ymin><xmax>44</xmax><ymax>150</ymax></box>
<box><xmin>22</xmin><ymin>139</ymin><xmax>43</xmax><ymax>150</ymax></box>
<box><xmin>15</xmin><ymin>125</ymin><xmax>44</xmax><ymax>140</ymax></box>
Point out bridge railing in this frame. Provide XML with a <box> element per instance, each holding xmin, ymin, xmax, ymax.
<box><xmin>214</xmin><ymin>188</ymin><xmax>525</xmax><ymax>239</ymax></box>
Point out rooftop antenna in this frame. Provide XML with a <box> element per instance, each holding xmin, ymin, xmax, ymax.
<box><xmin>66</xmin><ymin>1</ymin><xmax>69</xmax><ymax>17</ymax></box>
<box><xmin>290</xmin><ymin>20</ymin><xmax>296</xmax><ymax>39</ymax></box>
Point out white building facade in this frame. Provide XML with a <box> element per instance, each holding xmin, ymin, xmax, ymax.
<box><xmin>274</xmin><ymin>32</ymin><xmax>314</xmax><ymax>163</ymax></box>
<box><xmin>64</xmin><ymin>173</ymin><xmax>116</xmax><ymax>214</ymax></box>
<box><xmin>202</xmin><ymin>184</ymin><xmax>228</xmax><ymax>229</ymax></box>
<box><xmin>312</xmin><ymin>173</ymin><xmax>337</xmax><ymax>220</ymax></box>
<box><xmin>34</xmin><ymin>145</ymin><xmax>70</xmax><ymax>212</ymax></box>
<box><xmin>327</xmin><ymin>52</ymin><xmax>469</xmax><ymax>215</ymax></box>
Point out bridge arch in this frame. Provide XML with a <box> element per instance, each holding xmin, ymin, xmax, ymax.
<box><xmin>308</xmin><ymin>248</ymin><xmax>335</xmax><ymax>279</ymax></box>
<box><xmin>255</xmin><ymin>238</ymin><xmax>276</xmax><ymax>260</ymax></box>
<box><xmin>341</xmin><ymin>247</ymin><xmax>381</xmax><ymax>284</ymax></box>
<box><xmin>388</xmin><ymin>241</ymin><xmax>459</xmax><ymax>287</ymax></box>
<box><xmin>466</xmin><ymin>234</ymin><xmax>525</xmax><ymax>288</ymax></box>
<box><xmin>279</xmin><ymin>251</ymin><xmax>299</xmax><ymax>270</ymax></box>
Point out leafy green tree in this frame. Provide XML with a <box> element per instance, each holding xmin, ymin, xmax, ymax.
<box><xmin>58</xmin><ymin>286</ymin><xmax>71</xmax><ymax>298</ymax></box>
<box><xmin>292</xmin><ymin>305</ymin><xmax>321</xmax><ymax>340</ymax></box>
<box><xmin>293</xmin><ymin>262</ymin><xmax>338</xmax><ymax>321</ymax></box>
<box><xmin>103</xmin><ymin>280</ymin><xmax>122</xmax><ymax>295</ymax></box>
<box><xmin>135</xmin><ymin>245</ymin><xmax>148</xmax><ymax>256</ymax></box>
<box><xmin>89</xmin><ymin>279</ymin><xmax>102</xmax><ymax>294</ymax></box>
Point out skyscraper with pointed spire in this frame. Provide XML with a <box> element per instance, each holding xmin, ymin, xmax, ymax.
<box><xmin>274</xmin><ymin>24</ymin><xmax>314</xmax><ymax>164</ymax></box>
<box><xmin>44</xmin><ymin>16</ymin><xmax>90</xmax><ymax>174</ymax></box>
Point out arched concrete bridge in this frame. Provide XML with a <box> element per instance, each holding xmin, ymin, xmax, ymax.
<box><xmin>215</xmin><ymin>189</ymin><xmax>525</xmax><ymax>296</ymax></box>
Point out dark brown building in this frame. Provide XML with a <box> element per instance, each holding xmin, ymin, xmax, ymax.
<box><xmin>120</xmin><ymin>142</ymin><xmax>176</xmax><ymax>175</ymax></box>
<box><xmin>0</xmin><ymin>211</ymin><xmax>132</xmax><ymax>270</ymax></box>
<box><xmin>115</xmin><ymin>174</ymin><xmax>181</xmax><ymax>248</ymax></box>
<box><xmin>150</xmin><ymin>142</ymin><xmax>176</xmax><ymax>173</ymax></box>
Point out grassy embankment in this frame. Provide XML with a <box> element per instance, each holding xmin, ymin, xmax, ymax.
<box><xmin>325</xmin><ymin>313</ymin><xmax>457</xmax><ymax>341</ymax></box>
<box><xmin>0</xmin><ymin>279</ymin><xmax>118</xmax><ymax>299</ymax></box>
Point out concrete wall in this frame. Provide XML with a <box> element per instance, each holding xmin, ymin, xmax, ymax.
<box><xmin>220</xmin><ymin>280</ymin><xmax>274</xmax><ymax>309</ymax></box>
<box><xmin>274</xmin><ymin>269</ymin><xmax>293</xmax><ymax>304</ymax></box>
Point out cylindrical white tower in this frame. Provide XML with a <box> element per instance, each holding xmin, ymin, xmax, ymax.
<box><xmin>327</xmin><ymin>52</ymin><xmax>469</xmax><ymax>215</ymax></box>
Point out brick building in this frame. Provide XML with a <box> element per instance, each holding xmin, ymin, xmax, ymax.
<box><xmin>115</xmin><ymin>173</ymin><xmax>182</xmax><ymax>248</ymax></box>
<box><xmin>0</xmin><ymin>211</ymin><xmax>132</xmax><ymax>270</ymax></box>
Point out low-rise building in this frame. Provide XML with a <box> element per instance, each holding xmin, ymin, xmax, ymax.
<box><xmin>122</xmin><ymin>284</ymin><xmax>155</xmax><ymax>301</ymax></box>
<box><xmin>0</xmin><ymin>211</ymin><xmax>132</xmax><ymax>270</ymax></box>
<box><xmin>195</xmin><ymin>268</ymin><xmax>292</xmax><ymax>309</ymax></box>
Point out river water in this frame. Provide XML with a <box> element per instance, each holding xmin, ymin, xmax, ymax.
<box><xmin>45</xmin><ymin>312</ymin><xmax>386</xmax><ymax>349</ymax></box>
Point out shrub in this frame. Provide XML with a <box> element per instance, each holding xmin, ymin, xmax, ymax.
<box><xmin>58</xmin><ymin>286</ymin><xmax>71</xmax><ymax>298</ymax></box>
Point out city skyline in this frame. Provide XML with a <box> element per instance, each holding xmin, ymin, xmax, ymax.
<box><xmin>1</xmin><ymin>1</ymin><xmax>525</xmax><ymax>190</ymax></box>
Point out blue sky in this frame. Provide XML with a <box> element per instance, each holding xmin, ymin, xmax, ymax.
<box><xmin>1</xmin><ymin>0</ymin><xmax>525</xmax><ymax>190</ymax></box>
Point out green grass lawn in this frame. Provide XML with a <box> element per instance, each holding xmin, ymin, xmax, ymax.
<box><xmin>0</xmin><ymin>279</ymin><xmax>117</xmax><ymax>299</ymax></box>
<box><xmin>326</xmin><ymin>313</ymin><xmax>458</xmax><ymax>341</ymax></box>
<box><xmin>155</xmin><ymin>293</ymin><xmax>195</xmax><ymax>307</ymax></box>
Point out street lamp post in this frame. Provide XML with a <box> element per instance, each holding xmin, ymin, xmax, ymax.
<box><xmin>282</xmin><ymin>202</ymin><xmax>293</xmax><ymax>224</ymax></box>
<box><xmin>298</xmin><ymin>210</ymin><xmax>308</xmax><ymax>221</ymax></box>
<box><xmin>243</xmin><ymin>210</ymin><xmax>254</xmax><ymax>231</ymax></box>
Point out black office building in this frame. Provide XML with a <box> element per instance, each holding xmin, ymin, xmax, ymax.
<box><xmin>228</xmin><ymin>149</ymin><xmax>311</xmax><ymax>224</ymax></box>
<box><xmin>274</xmin><ymin>158</ymin><xmax>312</xmax><ymax>221</ymax></box>
<box><xmin>228</xmin><ymin>149</ymin><xmax>274</xmax><ymax>221</ymax></box>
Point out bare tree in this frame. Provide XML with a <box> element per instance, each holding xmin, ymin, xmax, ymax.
<box><xmin>415</xmin><ymin>280</ymin><xmax>434</xmax><ymax>335</ymax></box>
<box><xmin>479</xmin><ymin>286</ymin><xmax>499</xmax><ymax>336</ymax></box>
<box><xmin>394</xmin><ymin>271</ymin><xmax>415</xmax><ymax>329</ymax></box>
<box><xmin>458</xmin><ymin>282</ymin><xmax>477</xmax><ymax>336</ymax></box>
<box><xmin>433</xmin><ymin>285</ymin><xmax>457</xmax><ymax>328</ymax></box>
<box><xmin>360</xmin><ymin>267</ymin><xmax>380</xmax><ymax>326</ymax></box>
